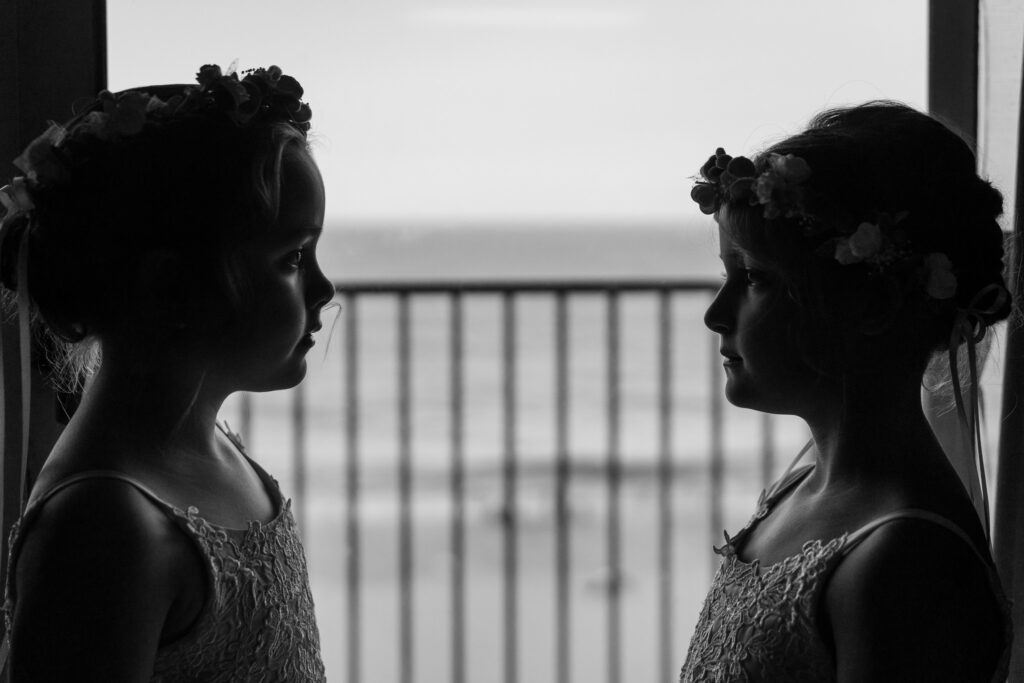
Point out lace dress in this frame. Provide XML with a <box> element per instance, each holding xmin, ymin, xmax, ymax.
<box><xmin>3</xmin><ymin>428</ymin><xmax>325</xmax><ymax>682</ymax></box>
<box><xmin>679</xmin><ymin>466</ymin><xmax>1011</xmax><ymax>683</ymax></box>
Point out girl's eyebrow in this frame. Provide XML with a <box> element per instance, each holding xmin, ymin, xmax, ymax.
<box><xmin>719</xmin><ymin>247</ymin><xmax>744</xmax><ymax>262</ymax></box>
<box><xmin>280</xmin><ymin>225</ymin><xmax>322</xmax><ymax>240</ymax></box>
<box><xmin>266</xmin><ymin>225</ymin><xmax>322</xmax><ymax>246</ymax></box>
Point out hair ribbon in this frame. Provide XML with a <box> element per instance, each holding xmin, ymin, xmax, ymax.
<box><xmin>0</xmin><ymin>177</ymin><xmax>36</xmax><ymax>538</ymax></box>
<box><xmin>948</xmin><ymin>283</ymin><xmax>1009</xmax><ymax>544</ymax></box>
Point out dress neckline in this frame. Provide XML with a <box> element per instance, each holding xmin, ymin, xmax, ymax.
<box><xmin>725</xmin><ymin>464</ymin><xmax>994</xmax><ymax>573</ymax></box>
<box><xmin>724</xmin><ymin>465</ymin><xmax>818</xmax><ymax>569</ymax></box>
<box><xmin>201</xmin><ymin>422</ymin><xmax>284</xmax><ymax>531</ymax></box>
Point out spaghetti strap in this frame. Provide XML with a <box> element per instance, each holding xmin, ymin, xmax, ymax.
<box><xmin>765</xmin><ymin>439</ymin><xmax>815</xmax><ymax>499</ymax></box>
<box><xmin>28</xmin><ymin>470</ymin><xmax>175</xmax><ymax>516</ymax></box>
<box><xmin>842</xmin><ymin>508</ymin><xmax>992</xmax><ymax>566</ymax></box>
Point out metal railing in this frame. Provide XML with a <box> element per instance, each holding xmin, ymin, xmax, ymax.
<box><xmin>232</xmin><ymin>278</ymin><xmax>790</xmax><ymax>683</ymax></box>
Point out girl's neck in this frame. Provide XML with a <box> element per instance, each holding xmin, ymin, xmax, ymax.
<box><xmin>801</xmin><ymin>371</ymin><xmax>947</xmax><ymax>490</ymax></box>
<box><xmin>69</xmin><ymin>343</ymin><xmax>229</xmax><ymax>462</ymax></box>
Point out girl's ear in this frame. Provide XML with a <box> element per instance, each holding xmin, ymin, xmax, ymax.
<box><xmin>134</xmin><ymin>249</ymin><xmax>195</xmax><ymax>329</ymax></box>
<box><xmin>853</xmin><ymin>275</ymin><xmax>905</xmax><ymax>335</ymax></box>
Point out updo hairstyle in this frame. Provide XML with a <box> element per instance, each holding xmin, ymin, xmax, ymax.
<box><xmin>709</xmin><ymin>102</ymin><xmax>1011</xmax><ymax>374</ymax></box>
<box><xmin>6</xmin><ymin>84</ymin><xmax>311</xmax><ymax>348</ymax></box>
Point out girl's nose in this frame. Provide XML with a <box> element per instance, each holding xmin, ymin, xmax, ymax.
<box><xmin>703</xmin><ymin>286</ymin><xmax>732</xmax><ymax>334</ymax></box>
<box><xmin>308</xmin><ymin>263</ymin><xmax>335</xmax><ymax>310</ymax></box>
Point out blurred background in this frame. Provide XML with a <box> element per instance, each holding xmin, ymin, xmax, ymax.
<box><xmin>99</xmin><ymin>1</ymin><xmax>1019</xmax><ymax>681</ymax></box>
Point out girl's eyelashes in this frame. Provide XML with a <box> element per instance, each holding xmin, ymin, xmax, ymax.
<box><xmin>720</xmin><ymin>265</ymin><xmax>769</xmax><ymax>288</ymax></box>
<box><xmin>745</xmin><ymin>268</ymin><xmax>768</xmax><ymax>287</ymax></box>
<box><xmin>283</xmin><ymin>248</ymin><xmax>305</xmax><ymax>269</ymax></box>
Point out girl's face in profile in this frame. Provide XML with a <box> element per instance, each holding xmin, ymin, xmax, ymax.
<box><xmin>703</xmin><ymin>223</ymin><xmax>828</xmax><ymax>416</ymax></box>
<box><xmin>208</xmin><ymin>148</ymin><xmax>334</xmax><ymax>393</ymax></box>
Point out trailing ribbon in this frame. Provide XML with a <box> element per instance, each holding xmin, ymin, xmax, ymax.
<box><xmin>948</xmin><ymin>283</ymin><xmax>1009</xmax><ymax>544</ymax></box>
<box><xmin>0</xmin><ymin>178</ymin><xmax>36</xmax><ymax>556</ymax></box>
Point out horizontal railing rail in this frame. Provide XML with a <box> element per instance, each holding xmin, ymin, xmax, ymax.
<box><xmin>331</xmin><ymin>278</ymin><xmax>724</xmax><ymax>293</ymax></box>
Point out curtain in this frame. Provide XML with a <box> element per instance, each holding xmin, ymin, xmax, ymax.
<box><xmin>987</xmin><ymin>1</ymin><xmax>1024</xmax><ymax>679</ymax></box>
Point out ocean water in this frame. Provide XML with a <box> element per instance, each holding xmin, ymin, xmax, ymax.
<box><xmin>316</xmin><ymin>222</ymin><xmax>724</xmax><ymax>282</ymax></box>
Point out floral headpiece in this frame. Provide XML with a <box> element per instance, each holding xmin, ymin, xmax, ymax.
<box><xmin>12</xmin><ymin>64</ymin><xmax>312</xmax><ymax>189</ymax></box>
<box><xmin>690</xmin><ymin>147</ymin><xmax>957</xmax><ymax>300</ymax></box>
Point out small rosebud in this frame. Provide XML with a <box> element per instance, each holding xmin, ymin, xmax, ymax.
<box><xmin>728</xmin><ymin>177</ymin><xmax>754</xmax><ymax>201</ymax></box>
<box><xmin>196</xmin><ymin>64</ymin><xmax>223</xmax><ymax>87</ymax></box>
<box><xmin>690</xmin><ymin>184</ymin><xmax>718</xmax><ymax>215</ymax></box>
<box><xmin>726</xmin><ymin>156</ymin><xmax>755</xmax><ymax>178</ymax></box>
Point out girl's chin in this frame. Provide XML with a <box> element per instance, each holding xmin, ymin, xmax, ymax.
<box><xmin>724</xmin><ymin>383</ymin><xmax>806</xmax><ymax>417</ymax></box>
<box><xmin>236</xmin><ymin>360</ymin><xmax>309</xmax><ymax>394</ymax></box>
<box><xmin>724</xmin><ymin>377</ymin><xmax>775</xmax><ymax>412</ymax></box>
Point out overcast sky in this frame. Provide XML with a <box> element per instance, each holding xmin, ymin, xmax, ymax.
<box><xmin>107</xmin><ymin>1</ymin><xmax>927</xmax><ymax>225</ymax></box>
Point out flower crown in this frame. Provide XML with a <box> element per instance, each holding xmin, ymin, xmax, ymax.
<box><xmin>690</xmin><ymin>147</ymin><xmax>957</xmax><ymax>300</ymax></box>
<box><xmin>12</xmin><ymin>64</ymin><xmax>311</xmax><ymax>189</ymax></box>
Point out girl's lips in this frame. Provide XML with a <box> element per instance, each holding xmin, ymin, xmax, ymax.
<box><xmin>720</xmin><ymin>349</ymin><xmax>742</xmax><ymax>367</ymax></box>
<box><xmin>300</xmin><ymin>323</ymin><xmax>321</xmax><ymax>347</ymax></box>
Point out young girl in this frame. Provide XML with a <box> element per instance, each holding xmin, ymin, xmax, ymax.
<box><xmin>0</xmin><ymin>64</ymin><xmax>333</xmax><ymax>680</ymax></box>
<box><xmin>682</xmin><ymin>103</ymin><xmax>1012</xmax><ymax>681</ymax></box>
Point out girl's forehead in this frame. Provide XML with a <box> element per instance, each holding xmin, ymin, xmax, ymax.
<box><xmin>716</xmin><ymin>225</ymin><xmax>743</xmax><ymax>259</ymax></box>
<box><xmin>279</xmin><ymin>151</ymin><xmax>325</xmax><ymax>219</ymax></box>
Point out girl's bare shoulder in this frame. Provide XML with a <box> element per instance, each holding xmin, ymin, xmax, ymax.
<box><xmin>18</xmin><ymin>473</ymin><xmax>189</xmax><ymax>581</ymax></box>
<box><xmin>824</xmin><ymin>510</ymin><xmax>1003</xmax><ymax>681</ymax></box>
<box><xmin>11</xmin><ymin>476</ymin><xmax>201</xmax><ymax>680</ymax></box>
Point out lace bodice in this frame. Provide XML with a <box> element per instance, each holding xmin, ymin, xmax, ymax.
<box><xmin>149</xmin><ymin>496</ymin><xmax>325</xmax><ymax>681</ymax></box>
<box><xmin>680</xmin><ymin>467</ymin><xmax>1010</xmax><ymax>682</ymax></box>
<box><xmin>679</xmin><ymin>472</ymin><xmax>840</xmax><ymax>683</ymax></box>
<box><xmin>3</xmin><ymin>432</ymin><xmax>325</xmax><ymax>682</ymax></box>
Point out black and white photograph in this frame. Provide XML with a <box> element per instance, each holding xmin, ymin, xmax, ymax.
<box><xmin>0</xmin><ymin>1</ymin><xmax>1022</xmax><ymax>681</ymax></box>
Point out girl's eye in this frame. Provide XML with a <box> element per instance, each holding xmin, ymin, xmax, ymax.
<box><xmin>284</xmin><ymin>249</ymin><xmax>304</xmax><ymax>269</ymax></box>
<box><xmin>745</xmin><ymin>269</ymin><xmax>767</xmax><ymax>287</ymax></box>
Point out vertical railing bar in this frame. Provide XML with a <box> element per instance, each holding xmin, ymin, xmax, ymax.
<box><xmin>656</xmin><ymin>290</ymin><xmax>674</xmax><ymax>683</ymax></box>
<box><xmin>554</xmin><ymin>291</ymin><xmax>572</xmax><ymax>683</ymax></box>
<box><xmin>709</xmin><ymin>297</ymin><xmax>725</xmax><ymax>577</ymax></box>
<box><xmin>606</xmin><ymin>290</ymin><xmax>622</xmax><ymax>683</ymax></box>
<box><xmin>502</xmin><ymin>291</ymin><xmax>519</xmax><ymax>683</ymax></box>
<box><xmin>761</xmin><ymin>413</ymin><xmax>775</xmax><ymax>490</ymax></box>
<box><xmin>398</xmin><ymin>293</ymin><xmax>415</xmax><ymax>683</ymax></box>
<box><xmin>292</xmin><ymin>377</ymin><xmax>307</xmax><ymax>537</ymax></box>
<box><xmin>344</xmin><ymin>293</ymin><xmax>362</xmax><ymax>683</ymax></box>
<box><xmin>450</xmin><ymin>292</ymin><xmax>466</xmax><ymax>683</ymax></box>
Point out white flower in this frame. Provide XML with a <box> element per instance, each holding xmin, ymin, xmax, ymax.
<box><xmin>767</xmin><ymin>153</ymin><xmax>811</xmax><ymax>183</ymax></box>
<box><xmin>848</xmin><ymin>222</ymin><xmax>883</xmax><ymax>260</ymax></box>
<box><xmin>834</xmin><ymin>239</ymin><xmax>857</xmax><ymax>265</ymax></box>
<box><xmin>76</xmin><ymin>111</ymin><xmax>112</xmax><ymax>140</ymax></box>
<box><xmin>13</xmin><ymin>123</ymin><xmax>67</xmax><ymax>182</ymax></box>
<box><xmin>924</xmin><ymin>253</ymin><xmax>957</xmax><ymax>300</ymax></box>
<box><xmin>833</xmin><ymin>222</ymin><xmax>885</xmax><ymax>266</ymax></box>
<box><xmin>0</xmin><ymin>178</ymin><xmax>35</xmax><ymax>216</ymax></box>
<box><xmin>753</xmin><ymin>173</ymin><xmax>778</xmax><ymax>205</ymax></box>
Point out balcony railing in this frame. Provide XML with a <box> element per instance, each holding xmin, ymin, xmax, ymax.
<box><xmin>223</xmin><ymin>278</ymin><xmax>807</xmax><ymax>683</ymax></box>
